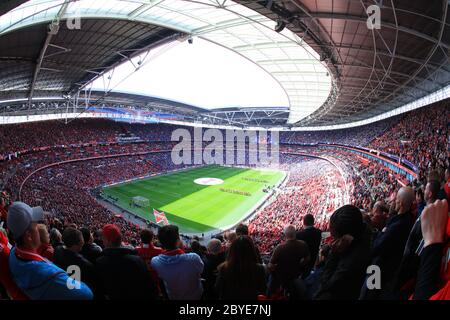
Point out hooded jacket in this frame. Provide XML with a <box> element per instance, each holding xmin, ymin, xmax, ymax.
<box><xmin>8</xmin><ymin>247</ymin><xmax>93</xmax><ymax>300</ymax></box>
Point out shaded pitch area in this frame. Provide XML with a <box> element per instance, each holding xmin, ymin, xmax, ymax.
<box><xmin>101</xmin><ymin>165</ymin><xmax>285</xmax><ymax>234</ymax></box>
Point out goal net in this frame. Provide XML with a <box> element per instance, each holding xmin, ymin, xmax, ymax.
<box><xmin>132</xmin><ymin>196</ymin><xmax>149</xmax><ymax>208</ymax></box>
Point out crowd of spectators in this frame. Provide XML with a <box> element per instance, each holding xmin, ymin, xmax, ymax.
<box><xmin>1</xmin><ymin>195</ymin><xmax>448</xmax><ymax>300</ymax></box>
<box><xmin>0</xmin><ymin>99</ymin><xmax>449</xmax><ymax>300</ymax></box>
<box><xmin>247</xmin><ymin>158</ymin><xmax>346</xmax><ymax>254</ymax></box>
<box><xmin>0</xmin><ymin>119</ymin><xmax>120</xmax><ymax>157</ymax></box>
<box><xmin>369</xmin><ymin>101</ymin><xmax>449</xmax><ymax>183</ymax></box>
<box><xmin>16</xmin><ymin>152</ymin><xmax>189</xmax><ymax>245</ymax></box>
<box><xmin>280</xmin><ymin>116</ymin><xmax>399</xmax><ymax>146</ymax></box>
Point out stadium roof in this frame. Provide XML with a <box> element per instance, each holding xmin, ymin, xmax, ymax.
<box><xmin>0</xmin><ymin>0</ymin><xmax>449</xmax><ymax>128</ymax></box>
<box><xmin>0</xmin><ymin>0</ymin><xmax>331</xmax><ymax>125</ymax></box>
<box><xmin>239</xmin><ymin>0</ymin><xmax>450</xmax><ymax>126</ymax></box>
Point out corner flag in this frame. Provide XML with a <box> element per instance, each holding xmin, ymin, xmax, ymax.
<box><xmin>153</xmin><ymin>209</ymin><xmax>169</xmax><ymax>225</ymax></box>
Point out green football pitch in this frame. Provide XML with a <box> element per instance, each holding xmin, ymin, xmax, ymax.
<box><xmin>101</xmin><ymin>165</ymin><xmax>285</xmax><ymax>234</ymax></box>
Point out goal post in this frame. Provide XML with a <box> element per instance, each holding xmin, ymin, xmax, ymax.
<box><xmin>132</xmin><ymin>196</ymin><xmax>149</xmax><ymax>208</ymax></box>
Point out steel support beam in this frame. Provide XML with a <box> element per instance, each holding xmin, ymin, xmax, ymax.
<box><xmin>296</xmin><ymin>12</ymin><xmax>450</xmax><ymax>49</ymax></box>
<box><xmin>0</xmin><ymin>0</ymin><xmax>28</xmax><ymax>16</ymax></box>
<box><xmin>28</xmin><ymin>2</ymin><xmax>69</xmax><ymax>108</ymax></box>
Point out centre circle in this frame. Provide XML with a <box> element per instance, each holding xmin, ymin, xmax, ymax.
<box><xmin>194</xmin><ymin>177</ymin><xmax>224</xmax><ymax>186</ymax></box>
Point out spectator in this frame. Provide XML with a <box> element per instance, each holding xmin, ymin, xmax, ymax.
<box><xmin>296</xmin><ymin>214</ymin><xmax>322</xmax><ymax>277</ymax></box>
<box><xmin>189</xmin><ymin>240</ymin><xmax>205</xmax><ymax>260</ymax></box>
<box><xmin>0</xmin><ymin>229</ymin><xmax>28</xmax><ymax>300</ymax></box>
<box><xmin>370</xmin><ymin>201</ymin><xmax>388</xmax><ymax>232</ymax></box>
<box><xmin>216</xmin><ymin>236</ymin><xmax>266</xmax><ymax>300</ymax></box>
<box><xmin>444</xmin><ymin>168</ymin><xmax>450</xmax><ymax>202</ymax></box>
<box><xmin>413</xmin><ymin>199</ymin><xmax>449</xmax><ymax>300</ymax></box>
<box><xmin>202</xmin><ymin>238</ymin><xmax>225</xmax><ymax>300</ymax></box>
<box><xmin>235</xmin><ymin>223</ymin><xmax>262</xmax><ymax>263</ymax></box>
<box><xmin>93</xmin><ymin>230</ymin><xmax>104</xmax><ymax>249</ymax></box>
<box><xmin>304</xmin><ymin>244</ymin><xmax>331</xmax><ymax>299</ymax></box>
<box><xmin>95</xmin><ymin>224</ymin><xmax>157</xmax><ymax>300</ymax></box>
<box><xmin>235</xmin><ymin>223</ymin><xmax>249</xmax><ymax>237</ymax></box>
<box><xmin>36</xmin><ymin>224</ymin><xmax>54</xmax><ymax>261</ymax></box>
<box><xmin>395</xmin><ymin>180</ymin><xmax>443</xmax><ymax>297</ymax></box>
<box><xmin>135</xmin><ymin>229</ymin><xmax>163</xmax><ymax>267</ymax></box>
<box><xmin>268</xmin><ymin>225</ymin><xmax>310</xmax><ymax>296</ymax></box>
<box><xmin>151</xmin><ymin>225</ymin><xmax>204</xmax><ymax>300</ymax></box>
<box><xmin>425</xmin><ymin>180</ymin><xmax>441</xmax><ymax>205</ymax></box>
<box><xmin>80</xmin><ymin>227</ymin><xmax>102</xmax><ymax>264</ymax></box>
<box><xmin>49</xmin><ymin>228</ymin><xmax>63</xmax><ymax>250</ymax></box>
<box><xmin>314</xmin><ymin>205</ymin><xmax>371</xmax><ymax>300</ymax></box>
<box><xmin>224</xmin><ymin>231</ymin><xmax>237</xmax><ymax>252</ymax></box>
<box><xmin>53</xmin><ymin>227</ymin><xmax>98</xmax><ymax>297</ymax></box>
<box><xmin>361</xmin><ymin>187</ymin><xmax>415</xmax><ymax>299</ymax></box>
<box><xmin>430</xmin><ymin>169</ymin><xmax>448</xmax><ymax>201</ymax></box>
<box><xmin>415</xmin><ymin>188</ymin><xmax>426</xmax><ymax>218</ymax></box>
<box><xmin>7</xmin><ymin>202</ymin><xmax>93</xmax><ymax>299</ymax></box>
<box><xmin>134</xmin><ymin>228</ymin><xmax>163</xmax><ymax>295</ymax></box>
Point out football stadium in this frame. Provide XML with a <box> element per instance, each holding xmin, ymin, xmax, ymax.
<box><xmin>0</xmin><ymin>0</ymin><xmax>449</xmax><ymax>304</ymax></box>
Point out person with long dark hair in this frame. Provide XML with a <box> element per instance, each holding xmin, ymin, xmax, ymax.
<box><xmin>215</xmin><ymin>235</ymin><xmax>266</xmax><ymax>300</ymax></box>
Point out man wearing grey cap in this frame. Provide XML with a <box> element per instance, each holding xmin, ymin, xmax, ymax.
<box><xmin>7</xmin><ymin>202</ymin><xmax>93</xmax><ymax>300</ymax></box>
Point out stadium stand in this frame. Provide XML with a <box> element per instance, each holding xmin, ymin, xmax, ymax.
<box><xmin>0</xmin><ymin>98</ymin><xmax>448</xmax><ymax>300</ymax></box>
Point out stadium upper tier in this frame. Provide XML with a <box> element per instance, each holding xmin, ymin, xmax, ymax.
<box><xmin>0</xmin><ymin>99</ymin><xmax>448</xmax><ymax>171</ymax></box>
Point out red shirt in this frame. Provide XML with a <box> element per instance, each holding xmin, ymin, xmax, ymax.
<box><xmin>37</xmin><ymin>243</ymin><xmax>54</xmax><ymax>261</ymax></box>
<box><xmin>136</xmin><ymin>244</ymin><xmax>165</xmax><ymax>292</ymax></box>
<box><xmin>430</xmin><ymin>280</ymin><xmax>450</xmax><ymax>300</ymax></box>
<box><xmin>136</xmin><ymin>244</ymin><xmax>164</xmax><ymax>266</ymax></box>
<box><xmin>444</xmin><ymin>178</ymin><xmax>450</xmax><ymax>203</ymax></box>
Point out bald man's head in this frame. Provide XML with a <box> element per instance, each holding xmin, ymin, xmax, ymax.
<box><xmin>395</xmin><ymin>187</ymin><xmax>415</xmax><ymax>214</ymax></box>
<box><xmin>284</xmin><ymin>225</ymin><xmax>296</xmax><ymax>240</ymax></box>
<box><xmin>207</xmin><ymin>238</ymin><xmax>222</xmax><ymax>255</ymax></box>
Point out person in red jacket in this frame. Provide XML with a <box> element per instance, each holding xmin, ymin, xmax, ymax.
<box><xmin>135</xmin><ymin>228</ymin><xmax>163</xmax><ymax>294</ymax></box>
<box><xmin>135</xmin><ymin>229</ymin><xmax>163</xmax><ymax>267</ymax></box>
<box><xmin>0</xmin><ymin>230</ymin><xmax>28</xmax><ymax>300</ymax></box>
